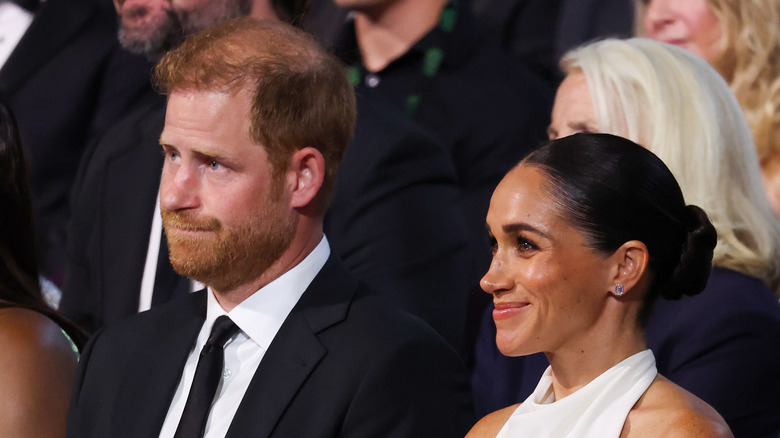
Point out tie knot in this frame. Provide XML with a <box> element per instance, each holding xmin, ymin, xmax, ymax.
<box><xmin>206</xmin><ymin>316</ymin><xmax>239</xmax><ymax>348</ymax></box>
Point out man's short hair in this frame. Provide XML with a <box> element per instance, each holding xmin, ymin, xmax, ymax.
<box><xmin>153</xmin><ymin>17</ymin><xmax>356</xmax><ymax>211</ymax></box>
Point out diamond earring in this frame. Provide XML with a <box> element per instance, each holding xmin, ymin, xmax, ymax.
<box><xmin>614</xmin><ymin>284</ymin><xmax>625</xmax><ymax>296</ymax></box>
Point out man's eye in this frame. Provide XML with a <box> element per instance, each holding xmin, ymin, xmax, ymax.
<box><xmin>210</xmin><ymin>161</ymin><xmax>221</xmax><ymax>170</ymax></box>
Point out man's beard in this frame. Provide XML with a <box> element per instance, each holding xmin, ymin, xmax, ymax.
<box><xmin>117</xmin><ymin>0</ymin><xmax>251</xmax><ymax>60</ymax></box>
<box><xmin>161</xmin><ymin>195</ymin><xmax>295</xmax><ymax>292</ymax></box>
<box><xmin>118</xmin><ymin>5</ymin><xmax>184</xmax><ymax>60</ymax></box>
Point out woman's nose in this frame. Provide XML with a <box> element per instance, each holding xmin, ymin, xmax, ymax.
<box><xmin>644</xmin><ymin>0</ymin><xmax>675</xmax><ymax>36</ymax></box>
<box><xmin>480</xmin><ymin>257</ymin><xmax>513</xmax><ymax>295</ymax></box>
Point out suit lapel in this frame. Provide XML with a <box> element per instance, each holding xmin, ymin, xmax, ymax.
<box><xmin>0</xmin><ymin>0</ymin><xmax>96</xmax><ymax>91</ymax></box>
<box><xmin>114</xmin><ymin>291</ymin><xmax>206</xmax><ymax>437</ymax></box>
<box><xmin>226</xmin><ymin>255</ymin><xmax>359</xmax><ymax>437</ymax></box>
<box><xmin>227</xmin><ymin>315</ymin><xmax>327</xmax><ymax>438</ymax></box>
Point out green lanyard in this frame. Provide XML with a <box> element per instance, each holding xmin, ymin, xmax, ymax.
<box><xmin>346</xmin><ymin>2</ymin><xmax>459</xmax><ymax>117</ymax></box>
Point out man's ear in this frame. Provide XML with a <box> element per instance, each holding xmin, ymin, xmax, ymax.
<box><xmin>608</xmin><ymin>240</ymin><xmax>649</xmax><ymax>296</ymax></box>
<box><xmin>287</xmin><ymin>147</ymin><xmax>325</xmax><ymax>209</ymax></box>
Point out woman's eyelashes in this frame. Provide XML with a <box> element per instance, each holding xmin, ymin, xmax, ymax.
<box><xmin>516</xmin><ymin>235</ymin><xmax>538</xmax><ymax>254</ymax></box>
<box><xmin>486</xmin><ymin>234</ymin><xmax>539</xmax><ymax>256</ymax></box>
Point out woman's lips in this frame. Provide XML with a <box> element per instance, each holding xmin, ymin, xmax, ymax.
<box><xmin>492</xmin><ymin>302</ymin><xmax>530</xmax><ymax>321</ymax></box>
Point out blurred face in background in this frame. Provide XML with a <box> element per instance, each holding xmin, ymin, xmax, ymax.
<box><xmin>642</xmin><ymin>0</ymin><xmax>723</xmax><ymax>64</ymax></box>
<box><xmin>115</xmin><ymin>0</ymin><xmax>182</xmax><ymax>59</ymax></box>
<box><xmin>115</xmin><ymin>0</ymin><xmax>250</xmax><ymax>59</ymax></box>
<box><xmin>547</xmin><ymin>72</ymin><xmax>598</xmax><ymax>141</ymax></box>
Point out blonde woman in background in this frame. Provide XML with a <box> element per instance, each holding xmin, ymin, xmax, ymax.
<box><xmin>471</xmin><ymin>38</ymin><xmax>780</xmax><ymax>438</ymax></box>
<box><xmin>638</xmin><ymin>0</ymin><xmax>780</xmax><ymax>216</ymax></box>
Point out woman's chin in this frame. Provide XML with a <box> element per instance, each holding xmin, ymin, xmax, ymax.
<box><xmin>495</xmin><ymin>333</ymin><xmax>537</xmax><ymax>358</ymax></box>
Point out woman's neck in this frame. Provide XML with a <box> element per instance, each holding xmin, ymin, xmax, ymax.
<box><xmin>353</xmin><ymin>0</ymin><xmax>448</xmax><ymax>72</ymax></box>
<box><xmin>546</xmin><ymin>318</ymin><xmax>646</xmax><ymax>400</ymax></box>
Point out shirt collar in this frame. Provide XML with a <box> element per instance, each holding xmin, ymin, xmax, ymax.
<box><xmin>204</xmin><ymin>236</ymin><xmax>330</xmax><ymax>350</ymax></box>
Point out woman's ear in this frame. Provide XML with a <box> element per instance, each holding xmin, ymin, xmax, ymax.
<box><xmin>608</xmin><ymin>240</ymin><xmax>649</xmax><ymax>297</ymax></box>
<box><xmin>287</xmin><ymin>147</ymin><xmax>325</xmax><ymax>209</ymax></box>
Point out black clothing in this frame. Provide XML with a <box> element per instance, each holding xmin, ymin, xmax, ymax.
<box><xmin>63</xmin><ymin>95</ymin><xmax>473</xmax><ymax>351</ymax></box>
<box><xmin>0</xmin><ymin>0</ymin><xmax>156</xmax><ymax>282</ymax></box>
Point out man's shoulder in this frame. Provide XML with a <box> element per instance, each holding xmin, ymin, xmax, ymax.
<box><xmin>91</xmin><ymin>290</ymin><xmax>205</xmax><ymax>346</ymax></box>
<box><xmin>325</xmin><ymin>282</ymin><xmax>457</xmax><ymax>362</ymax></box>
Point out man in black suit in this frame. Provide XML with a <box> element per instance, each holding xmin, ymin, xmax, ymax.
<box><xmin>66</xmin><ymin>18</ymin><xmax>473</xmax><ymax>438</ymax></box>
<box><xmin>63</xmin><ymin>0</ymin><xmax>472</xmax><ymax>350</ymax></box>
<box><xmin>330</xmin><ymin>0</ymin><xmax>553</xmax><ymax>357</ymax></box>
<box><xmin>0</xmin><ymin>0</ymin><xmax>155</xmax><ymax>283</ymax></box>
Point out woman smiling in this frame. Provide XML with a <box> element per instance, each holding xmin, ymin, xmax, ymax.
<box><xmin>467</xmin><ymin>133</ymin><xmax>731</xmax><ymax>437</ymax></box>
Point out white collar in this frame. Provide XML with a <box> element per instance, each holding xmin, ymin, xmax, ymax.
<box><xmin>203</xmin><ymin>236</ymin><xmax>330</xmax><ymax>350</ymax></box>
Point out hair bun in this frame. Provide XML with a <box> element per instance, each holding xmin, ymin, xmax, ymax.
<box><xmin>661</xmin><ymin>205</ymin><xmax>717</xmax><ymax>300</ymax></box>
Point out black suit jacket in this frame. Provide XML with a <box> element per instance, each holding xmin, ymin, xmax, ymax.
<box><xmin>67</xmin><ymin>254</ymin><xmax>474</xmax><ymax>437</ymax></box>
<box><xmin>0</xmin><ymin>0</ymin><xmax>156</xmax><ymax>279</ymax></box>
<box><xmin>63</xmin><ymin>95</ymin><xmax>472</xmax><ymax>350</ymax></box>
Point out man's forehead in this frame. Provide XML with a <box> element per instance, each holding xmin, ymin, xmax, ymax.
<box><xmin>160</xmin><ymin>88</ymin><xmax>256</xmax><ymax>150</ymax></box>
<box><xmin>164</xmin><ymin>88</ymin><xmax>250</xmax><ymax>121</ymax></box>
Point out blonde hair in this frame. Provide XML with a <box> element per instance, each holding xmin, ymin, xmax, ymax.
<box><xmin>635</xmin><ymin>0</ymin><xmax>780</xmax><ymax>167</ymax></box>
<box><xmin>561</xmin><ymin>37</ymin><xmax>780</xmax><ymax>294</ymax></box>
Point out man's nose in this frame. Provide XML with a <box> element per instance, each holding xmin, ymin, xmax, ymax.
<box><xmin>160</xmin><ymin>162</ymin><xmax>200</xmax><ymax>212</ymax></box>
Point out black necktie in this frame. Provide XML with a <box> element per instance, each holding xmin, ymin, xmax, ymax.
<box><xmin>174</xmin><ymin>316</ymin><xmax>239</xmax><ymax>438</ymax></box>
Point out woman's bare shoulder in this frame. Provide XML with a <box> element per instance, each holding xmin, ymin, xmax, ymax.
<box><xmin>465</xmin><ymin>404</ymin><xmax>519</xmax><ymax>438</ymax></box>
<box><xmin>0</xmin><ymin>307</ymin><xmax>78</xmax><ymax>437</ymax></box>
<box><xmin>0</xmin><ymin>307</ymin><xmax>75</xmax><ymax>358</ymax></box>
<box><xmin>622</xmin><ymin>375</ymin><xmax>733</xmax><ymax>438</ymax></box>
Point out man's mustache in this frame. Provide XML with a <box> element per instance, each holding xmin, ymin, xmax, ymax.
<box><xmin>161</xmin><ymin>208</ymin><xmax>221</xmax><ymax>232</ymax></box>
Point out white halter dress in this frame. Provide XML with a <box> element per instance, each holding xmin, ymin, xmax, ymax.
<box><xmin>496</xmin><ymin>349</ymin><xmax>657</xmax><ymax>438</ymax></box>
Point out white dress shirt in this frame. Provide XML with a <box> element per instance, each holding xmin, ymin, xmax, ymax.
<box><xmin>138</xmin><ymin>192</ymin><xmax>164</xmax><ymax>312</ymax></box>
<box><xmin>139</xmin><ymin>192</ymin><xmax>202</xmax><ymax>312</ymax></box>
<box><xmin>0</xmin><ymin>1</ymin><xmax>34</xmax><ymax>68</ymax></box>
<box><xmin>158</xmin><ymin>236</ymin><xmax>330</xmax><ymax>438</ymax></box>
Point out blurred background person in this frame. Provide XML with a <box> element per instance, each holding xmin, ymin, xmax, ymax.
<box><xmin>470</xmin><ymin>0</ymin><xmax>634</xmax><ymax>86</ymax></box>
<box><xmin>304</xmin><ymin>0</ymin><xmax>635</xmax><ymax>87</ymax></box>
<box><xmin>638</xmin><ymin>0</ymin><xmax>780</xmax><ymax>216</ymax></box>
<box><xmin>473</xmin><ymin>38</ymin><xmax>780</xmax><ymax>438</ymax></box>
<box><xmin>0</xmin><ymin>0</ymin><xmax>156</xmax><ymax>285</ymax></box>
<box><xmin>0</xmin><ymin>96</ymin><xmax>86</xmax><ymax>438</ymax></box>
<box><xmin>328</xmin><ymin>0</ymin><xmax>553</xmax><ymax>359</ymax></box>
<box><xmin>468</xmin><ymin>133</ymin><xmax>729</xmax><ymax>437</ymax></box>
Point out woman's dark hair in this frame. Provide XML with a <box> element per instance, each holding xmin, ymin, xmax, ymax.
<box><xmin>0</xmin><ymin>95</ymin><xmax>87</xmax><ymax>349</ymax></box>
<box><xmin>523</xmin><ymin>133</ymin><xmax>717</xmax><ymax>326</ymax></box>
